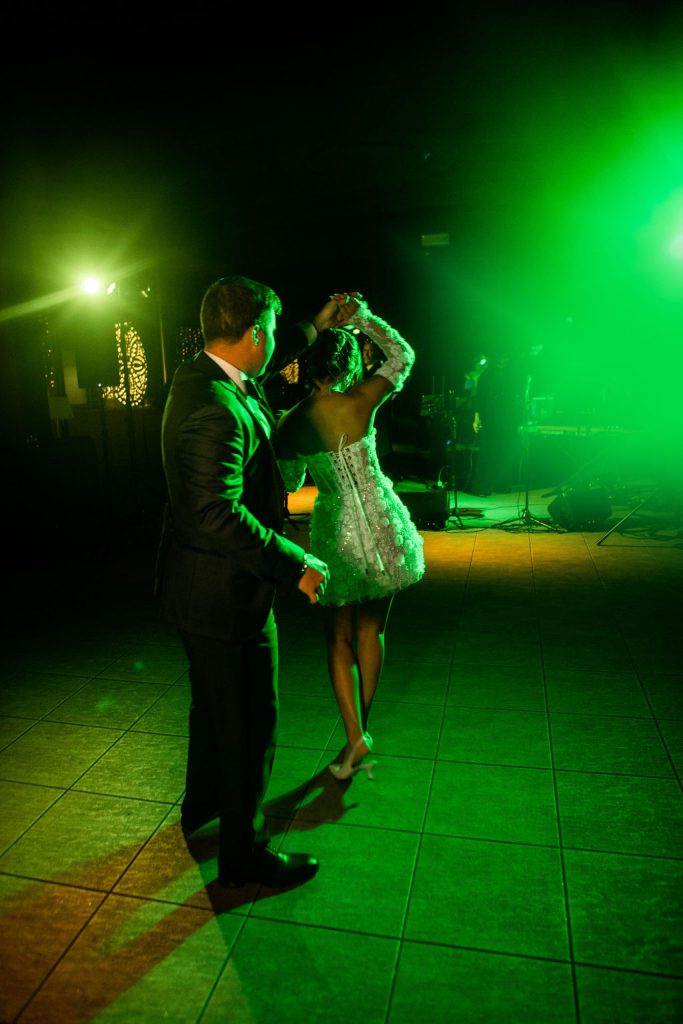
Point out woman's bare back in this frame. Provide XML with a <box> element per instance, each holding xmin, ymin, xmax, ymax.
<box><xmin>278</xmin><ymin>378</ymin><xmax>391</xmax><ymax>457</ymax></box>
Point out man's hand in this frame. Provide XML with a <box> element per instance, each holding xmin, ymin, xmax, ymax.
<box><xmin>297</xmin><ymin>553</ymin><xmax>330</xmax><ymax>605</ymax></box>
<box><xmin>312</xmin><ymin>292</ymin><xmax>363</xmax><ymax>333</ymax></box>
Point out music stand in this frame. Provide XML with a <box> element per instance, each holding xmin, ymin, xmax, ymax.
<box><xmin>494</xmin><ymin>373</ymin><xmax>560</xmax><ymax>533</ymax></box>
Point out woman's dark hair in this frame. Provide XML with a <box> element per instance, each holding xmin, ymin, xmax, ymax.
<box><xmin>301</xmin><ymin>328</ymin><xmax>363</xmax><ymax>392</ymax></box>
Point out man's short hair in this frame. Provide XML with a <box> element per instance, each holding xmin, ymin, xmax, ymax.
<box><xmin>200</xmin><ymin>275</ymin><xmax>282</xmax><ymax>343</ymax></box>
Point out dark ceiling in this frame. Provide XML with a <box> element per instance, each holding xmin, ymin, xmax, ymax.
<box><xmin>2</xmin><ymin>5</ymin><xmax>682</xmax><ymax>322</ymax></box>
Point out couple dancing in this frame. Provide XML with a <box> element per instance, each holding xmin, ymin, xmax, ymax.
<box><xmin>157</xmin><ymin>276</ymin><xmax>424</xmax><ymax>891</ymax></box>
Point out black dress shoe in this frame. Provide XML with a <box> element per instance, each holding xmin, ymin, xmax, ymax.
<box><xmin>181</xmin><ymin>808</ymin><xmax>219</xmax><ymax>834</ymax></box>
<box><xmin>218</xmin><ymin>846</ymin><xmax>319</xmax><ymax>888</ymax></box>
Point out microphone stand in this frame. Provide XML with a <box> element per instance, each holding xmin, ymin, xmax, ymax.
<box><xmin>444</xmin><ymin>397</ymin><xmax>465</xmax><ymax>528</ymax></box>
<box><xmin>495</xmin><ymin>372</ymin><xmax>560</xmax><ymax>533</ymax></box>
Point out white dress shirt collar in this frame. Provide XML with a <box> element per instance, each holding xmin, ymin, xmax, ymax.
<box><xmin>205</xmin><ymin>351</ymin><xmax>250</xmax><ymax>393</ymax></box>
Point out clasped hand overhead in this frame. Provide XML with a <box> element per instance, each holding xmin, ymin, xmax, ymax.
<box><xmin>312</xmin><ymin>292</ymin><xmax>363</xmax><ymax>333</ymax></box>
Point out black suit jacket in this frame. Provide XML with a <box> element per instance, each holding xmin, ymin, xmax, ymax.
<box><xmin>157</xmin><ymin>329</ymin><xmax>308</xmax><ymax>642</ymax></box>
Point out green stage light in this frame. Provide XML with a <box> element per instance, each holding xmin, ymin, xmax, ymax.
<box><xmin>80</xmin><ymin>277</ymin><xmax>102</xmax><ymax>295</ymax></box>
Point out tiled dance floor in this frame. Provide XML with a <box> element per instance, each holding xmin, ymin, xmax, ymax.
<box><xmin>1</xmin><ymin>487</ymin><xmax>682</xmax><ymax>1023</ymax></box>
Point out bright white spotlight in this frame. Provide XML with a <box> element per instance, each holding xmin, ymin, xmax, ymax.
<box><xmin>81</xmin><ymin>277</ymin><xmax>102</xmax><ymax>295</ymax></box>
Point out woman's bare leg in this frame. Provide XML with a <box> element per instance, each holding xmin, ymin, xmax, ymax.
<box><xmin>324</xmin><ymin>605</ymin><xmax>366</xmax><ymax>751</ymax></box>
<box><xmin>356</xmin><ymin>595</ymin><xmax>394</xmax><ymax>730</ymax></box>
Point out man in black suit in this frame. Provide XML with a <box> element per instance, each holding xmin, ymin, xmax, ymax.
<box><xmin>158</xmin><ymin>275</ymin><xmax>358</xmax><ymax>888</ymax></box>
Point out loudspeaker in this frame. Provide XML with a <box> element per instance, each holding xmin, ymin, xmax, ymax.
<box><xmin>548</xmin><ymin>487</ymin><xmax>612</xmax><ymax>530</ymax></box>
<box><xmin>395</xmin><ymin>484</ymin><xmax>449</xmax><ymax>528</ymax></box>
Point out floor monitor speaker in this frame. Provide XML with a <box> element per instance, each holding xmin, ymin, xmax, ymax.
<box><xmin>547</xmin><ymin>487</ymin><xmax>612</xmax><ymax>530</ymax></box>
<box><xmin>395</xmin><ymin>484</ymin><xmax>449</xmax><ymax>529</ymax></box>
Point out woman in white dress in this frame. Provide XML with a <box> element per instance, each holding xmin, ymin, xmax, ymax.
<box><xmin>276</xmin><ymin>296</ymin><xmax>425</xmax><ymax>780</ymax></box>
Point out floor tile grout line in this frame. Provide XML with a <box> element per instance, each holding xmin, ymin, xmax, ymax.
<box><xmin>10</xmin><ymin>877</ymin><xmax>242</xmax><ymax>1024</ymax></box>
<box><xmin>380</xmin><ymin>711</ymin><xmax>442</xmax><ymax>1023</ymax></box>
<box><xmin>0</xmin><ymin>662</ymin><xmax>183</xmax><ymax>745</ymax></box>
<box><xmin>250</xmin><ymin>713</ymin><xmax>343</xmax><ymax>923</ymax></box>
<box><xmin>585</xmin><ymin>537</ymin><xmax>683</xmax><ymax>793</ymax></box>
<box><xmin>0</xmin><ymin>714</ymin><xmax>141</xmax><ymax>860</ymax></box>
<box><xmin>127</xmin><ymin>808</ymin><xmax>683</xmax><ymax>865</ymax></box>
<box><xmin>1</xmin><ymin>752</ymin><xmax>677</xmax><ymax>793</ymax></box>
<box><xmin>533</xmin><ymin>532</ymin><xmax>582</xmax><ymax>1024</ymax></box>
<box><xmin>429</xmin><ymin>758</ymin><xmax>678</xmax><ymax>781</ymax></box>
<box><xmin>0</xmin><ymin>678</ymin><xmax>188</xmax><ymax>861</ymax></box>
<box><xmin>0</xmin><ymin>786</ymin><xmax>67</xmax><ymax>862</ymax></box>
<box><xmin>3</xmin><ymin>526</ymin><xmax>682</xmax><ymax>1019</ymax></box>
<box><xmin>392</xmin><ymin>929</ymin><xmax>683</xmax><ymax>980</ymax></box>
<box><xmin>383</xmin><ymin>537</ymin><xmax>475</xmax><ymax>1024</ymax></box>
<box><xmin>267</xmin><ymin>813</ymin><xmax>683</xmax><ymax>862</ymax></box>
<box><xmin>240</xmin><ymin>898</ymin><xmax>683</xmax><ymax>980</ymax></box>
<box><xmin>10</xmin><ymin>886</ymin><xmax>109</xmax><ymax>1023</ymax></box>
<box><xmin>216</xmin><ymin>900</ymin><xmax>683</xmax><ymax>981</ymax></box>
<box><xmin>195</xmin><ymin>912</ymin><xmax>252</xmax><ymax>1024</ymax></box>
<box><xmin>569</xmin><ymin>959</ymin><xmax>683</xmax><ymax>982</ymax></box>
<box><xmin>56</xmin><ymin>668</ymin><xmax>196</xmax><ymax>794</ymax></box>
<box><xmin>16</xmin><ymin>866</ymin><xmax>679</xmax><ymax>984</ymax></box>
<box><xmin>0</xmin><ymin>868</ymin><xmax>113</xmax><ymax>895</ymax></box>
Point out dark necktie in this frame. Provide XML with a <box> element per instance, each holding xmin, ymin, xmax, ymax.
<box><xmin>244</xmin><ymin>378</ymin><xmax>275</xmax><ymax>436</ymax></box>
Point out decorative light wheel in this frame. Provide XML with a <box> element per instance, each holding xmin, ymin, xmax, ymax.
<box><xmin>103</xmin><ymin>323</ymin><xmax>148</xmax><ymax>406</ymax></box>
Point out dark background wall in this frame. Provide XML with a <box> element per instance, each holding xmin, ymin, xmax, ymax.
<box><xmin>3</xmin><ymin>6</ymin><xmax>682</xmax><ymax>573</ymax></box>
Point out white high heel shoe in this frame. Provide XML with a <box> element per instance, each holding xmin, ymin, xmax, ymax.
<box><xmin>329</xmin><ymin>734</ymin><xmax>376</xmax><ymax>781</ymax></box>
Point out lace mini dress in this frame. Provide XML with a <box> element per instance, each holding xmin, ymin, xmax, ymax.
<box><xmin>278</xmin><ymin>306</ymin><xmax>425</xmax><ymax>607</ymax></box>
<box><xmin>280</xmin><ymin>429</ymin><xmax>424</xmax><ymax>605</ymax></box>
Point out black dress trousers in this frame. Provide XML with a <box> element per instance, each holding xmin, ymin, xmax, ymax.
<box><xmin>180</xmin><ymin>611</ymin><xmax>278</xmax><ymax>869</ymax></box>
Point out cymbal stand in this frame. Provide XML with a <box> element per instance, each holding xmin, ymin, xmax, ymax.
<box><xmin>596</xmin><ymin>491</ymin><xmax>653</xmax><ymax>546</ymax></box>
<box><xmin>596</xmin><ymin>482</ymin><xmax>683</xmax><ymax>545</ymax></box>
